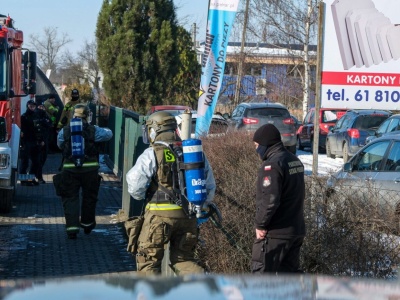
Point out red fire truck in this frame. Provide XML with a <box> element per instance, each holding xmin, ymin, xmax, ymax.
<box><xmin>0</xmin><ymin>14</ymin><xmax>36</xmax><ymax>212</ymax></box>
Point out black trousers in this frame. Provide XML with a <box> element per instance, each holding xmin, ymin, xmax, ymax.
<box><xmin>36</xmin><ymin>141</ymin><xmax>49</xmax><ymax>180</ymax></box>
<box><xmin>57</xmin><ymin>170</ymin><xmax>101</xmax><ymax>232</ymax></box>
<box><xmin>19</xmin><ymin>142</ymin><xmax>40</xmax><ymax>176</ymax></box>
<box><xmin>251</xmin><ymin>235</ymin><xmax>304</xmax><ymax>274</ymax></box>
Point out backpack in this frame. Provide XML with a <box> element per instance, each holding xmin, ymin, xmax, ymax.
<box><xmin>152</xmin><ymin>142</ymin><xmax>188</xmax><ymax>209</ymax></box>
<box><xmin>63</xmin><ymin>122</ymin><xmax>98</xmax><ymax>167</ymax></box>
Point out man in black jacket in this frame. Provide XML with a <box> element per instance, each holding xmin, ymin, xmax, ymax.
<box><xmin>251</xmin><ymin>124</ymin><xmax>306</xmax><ymax>274</ymax></box>
<box><xmin>35</xmin><ymin>100</ymin><xmax>52</xmax><ymax>183</ymax></box>
<box><xmin>20</xmin><ymin>100</ymin><xmax>41</xmax><ymax>186</ymax></box>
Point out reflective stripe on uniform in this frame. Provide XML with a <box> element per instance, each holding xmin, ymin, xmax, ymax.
<box><xmin>145</xmin><ymin>203</ymin><xmax>183</xmax><ymax>211</ymax></box>
<box><xmin>66</xmin><ymin>226</ymin><xmax>80</xmax><ymax>232</ymax></box>
<box><xmin>63</xmin><ymin>162</ymin><xmax>99</xmax><ymax>168</ymax></box>
<box><xmin>80</xmin><ymin>222</ymin><xmax>95</xmax><ymax>227</ymax></box>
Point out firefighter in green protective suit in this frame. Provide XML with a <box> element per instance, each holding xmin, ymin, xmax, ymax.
<box><xmin>54</xmin><ymin>104</ymin><xmax>113</xmax><ymax>239</ymax></box>
<box><xmin>43</xmin><ymin>93</ymin><xmax>59</xmax><ymax>151</ymax></box>
<box><xmin>57</xmin><ymin>89</ymin><xmax>81</xmax><ymax>131</ymax></box>
<box><xmin>125</xmin><ymin>111</ymin><xmax>216</xmax><ymax>275</ymax></box>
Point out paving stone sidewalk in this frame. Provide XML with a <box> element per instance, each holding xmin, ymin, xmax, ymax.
<box><xmin>0</xmin><ymin>152</ymin><xmax>136</xmax><ymax>280</ymax></box>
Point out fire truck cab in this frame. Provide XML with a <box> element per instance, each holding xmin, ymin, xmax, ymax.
<box><xmin>0</xmin><ymin>14</ymin><xmax>36</xmax><ymax>212</ymax></box>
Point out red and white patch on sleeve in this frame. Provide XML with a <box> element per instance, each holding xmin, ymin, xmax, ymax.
<box><xmin>264</xmin><ymin>165</ymin><xmax>271</xmax><ymax>171</ymax></box>
<box><xmin>263</xmin><ymin>176</ymin><xmax>271</xmax><ymax>187</ymax></box>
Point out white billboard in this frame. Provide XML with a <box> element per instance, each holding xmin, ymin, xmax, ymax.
<box><xmin>321</xmin><ymin>0</ymin><xmax>400</xmax><ymax>110</ymax></box>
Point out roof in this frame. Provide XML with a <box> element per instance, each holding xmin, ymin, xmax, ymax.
<box><xmin>237</xmin><ymin>102</ymin><xmax>288</xmax><ymax>109</ymax></box>
<box><xmin>197</xmin><ymin>42</ymin><xmax>317</xmax><ymax>57</ymax></box>
<box><xmin>148</xmin><ymin>105</ymin><xmax>192</xmax><ymax>115</ymax></box>
<box><xmin>386</xmin><ymin>114</ymin><xmax>400</xmax><ymax>118</ymax></box>
<box><xmin>151</xmin><ymin>105</ymin><xmax>191</xmax><ymax>112</ymax></box>
<box><xmin>309</xmin><ymin>107</ymin><xmax>348</xmax><ymax>111</ymax></box>
<box><xmin>345</xmin><ymin>109</ymin><xmax>392</xmax><ymax>115</ymax></box>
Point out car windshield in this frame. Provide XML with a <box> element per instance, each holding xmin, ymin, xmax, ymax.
<box><xmin>191</xmin><ymin>118</ymin><xmax>227</xmax><ymax>135</ymax></box>
<box><xmin>384</xmin><ymin>141</ymin><xmax>400</xmax><ymax>171</ymax></box>
<box><xmin>247</xmin><ymin>108</ymin><xmax>289</xmax><ymax>118</ymax></box>
<box><xmin>354</xmin><ymin>115</ymin><xmax>388</xmax><ymax>130</ymax></box>
<box><xmin>352</xmin><ymin>140</ymin><xmax>390</xmax><ymax>171</ymax></box>
<box><xmin>154</xmin><ymin>109</ymin><xmax>187</xmax><ymax>116</ymax></box>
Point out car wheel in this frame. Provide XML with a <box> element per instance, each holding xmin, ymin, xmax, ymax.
<box><xmin>326</xmin><ymin>140</ymin><xmax>335</xmax><ymax>159</ymax></box>
<box><xmin>310</xmin><ymin>137</ymin><xmax>314</xmax><ymax>153</ymax></box>
<box><xmin>297</xmin><ymin>136</ymin><xmax>304</xmax><ymax>151</ymax></box>
<box><xmin>343</xmin><ymin>142</ymin><xmax>349</xmax><ymax>163</ymax></box>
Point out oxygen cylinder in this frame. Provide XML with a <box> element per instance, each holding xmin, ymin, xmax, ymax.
<box><xmin>182</xmin><ymin>139</ymin><xmax>207</xmax><ymax>209</ymax></box>
<box><xmin>70</xmin><ymin>117</ymin><xmax>84</xmax><ymax>167</ymax></box>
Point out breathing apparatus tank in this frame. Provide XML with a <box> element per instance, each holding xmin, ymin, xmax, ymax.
<box><xmin>70</xmin><ymin>117</ymin><xmax>84</xmax><ymax>167</ymax></box>
<box><xmin>182</xmin><ymin>139</ymin><xmax>207</xmax><ymax>218</ymax></box>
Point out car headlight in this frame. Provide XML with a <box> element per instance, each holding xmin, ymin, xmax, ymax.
<box><xmin>0</xmin><ymin>153</ymin><xmax>10</xmax><ymax>169</ymax></box>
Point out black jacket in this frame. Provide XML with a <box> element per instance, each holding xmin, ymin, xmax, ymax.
<box><xmin>255</xmin><ymin>142</ymin><xmax>306</xmax><ymax>237</ymax></box>
<box><xmin>21</xmin><ymin>109</ymin><xmax>39</xmax><ymax>144</ymax></box>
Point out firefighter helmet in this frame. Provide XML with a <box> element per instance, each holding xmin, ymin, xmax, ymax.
<box><xmin>144</xmin><ymin>111</ymin><xmax>177</xmax><ymax>143</ymax></box>
<box><xmin>73</xmin><ymin>104</ymin><xmax>90</xmax><ymax>119</ymax></box>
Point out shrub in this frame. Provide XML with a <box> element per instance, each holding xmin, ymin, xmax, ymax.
<box><xmin>197</xmin><ymin>131</ymin><xmax>400</xmax><ymax>278</ymax></box>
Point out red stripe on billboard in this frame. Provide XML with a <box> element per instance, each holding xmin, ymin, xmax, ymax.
<box><xmin>322</xmin><ymin>71</ymin><xmax>400</xmax><ymax>87</ymax></box>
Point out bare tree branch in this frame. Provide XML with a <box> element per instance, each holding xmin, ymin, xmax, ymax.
<box><xmin>28</xmin><ymin>27</ymin><xmax>72</xmax><ymax>72</ymax></box>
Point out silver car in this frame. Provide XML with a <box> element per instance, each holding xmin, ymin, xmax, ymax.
<box><xmin>327</xmin><ymin>134</ymin><xmax>400</xmax><ymax>207</ymax></box>
<box><xmin>366</xmin><ymin>114</ymin><xmax>400</xmax><ymax>144</ymax></box>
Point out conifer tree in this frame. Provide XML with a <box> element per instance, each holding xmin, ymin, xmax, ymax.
<box><xmin>96</xmin><ymin>0</ymin><xmax>197</xmax><ymax>113</ymax></box>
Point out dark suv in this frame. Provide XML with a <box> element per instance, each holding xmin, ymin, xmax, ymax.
<box><xmin>227</xmin><ymin>102</ymin><xmax>297</xmax><ymax>154</ymax></box>
<box><xmin>326</xmin><ymin>109</ymin><xmax>392</xmax><ymax>162</ymax></box>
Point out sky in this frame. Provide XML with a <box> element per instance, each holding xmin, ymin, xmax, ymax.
<box><xmin>3</xmin><ymin>0</ymin><xmax>210</xmax><ymax>54</ymax></box>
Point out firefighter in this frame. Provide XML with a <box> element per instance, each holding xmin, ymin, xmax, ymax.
<box><xmin>43</xmin><ymin>93</ymin><xmax>60</xmax><ymax>152</ymax></box>
<box><xmin>44</xmin><ymin>94</ymin><xmax>59</xmax><ymax>126</ymax></box>
<box><xmin>57</xmin><ymin>89</ymin><xmax>81</xmax><ymax>131</ymax></box>
<box><xmin>126</xmin><ymin>111</ymin><xmax>216</xmax><ymax>275</ymax></box>
<box><xmin>54</xmin><ymin>104</ymin><xmax>113</xmax><ymax>239</ymax></box>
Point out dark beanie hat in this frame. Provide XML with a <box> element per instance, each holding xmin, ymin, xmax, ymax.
<box><xmin>27</xmin><ymin>99</ymin><xmax>36</xmax><ymax>107</ymax></box>
<box><xmin>253</xmin><ymin>124</ymin><xmax>281</xmax><ymax>146</ymax></box>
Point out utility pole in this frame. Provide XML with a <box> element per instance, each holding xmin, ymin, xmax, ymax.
<box><xmin>234</xmin><ymin>0</ymin><xmax>250</xmax><ymax>107</ymax></box>
<box><xmin>191</xmin><ymin>23</ymin><xmax>197</xmax><ymax>50</ymax></box>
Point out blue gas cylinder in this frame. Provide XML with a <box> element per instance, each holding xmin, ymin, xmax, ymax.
<box><xmin>70</xmin><ymin>117</ymin><xmax>84</xmax><ymax>166</ymax></box>
<box><xmin>182</xmin><ymin>139</ymin><xmax>207</xmax><ymax>206</ymax></box>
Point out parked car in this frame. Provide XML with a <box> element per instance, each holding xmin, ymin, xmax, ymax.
<box><xmin>327</xmin><ymin>133</ymin><xmax>400</xmax><ymax>209</ymax></box>
<box><xmin>226</xmin><ymin>102</ymin><xmax>297</xmax><ymax>154</ymax></box>
<box><xmin>147</xmin><ymin>105</ymin><xmax>192</xmax><ymax>116</ymax></box>
<box><xmin>291</xmin><ymin>114</ymin><xmax>302</xmax><ymax>131</ymax></box>
<box><xmin>192</xmin><ymin>113</ymin><xmax>228</xmax><ymax>138</ymax></box>
<box><xmin>325</xmin><ymin>109</ymin><xmax>391</xmax><ymax>163</ymax></box>
<box><xmin>297</xmin><ymin>107</ymin><xmax>347</xmax><ymax>153</ymax></box>
<box><xmin>366</xmin><ymin>114</ymin><xmax>400</xmax><ymax>144</ymax></box>
<box><xmin>175</xmin><ymin>113</ymin><xmax>228</xmax><ymax>138</ymax></box>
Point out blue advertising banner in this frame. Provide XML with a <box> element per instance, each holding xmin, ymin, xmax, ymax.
<box><xmin>195</xmin><ymin>0</ymin><xmax>239</xmax><ymax>137</ymax></box>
